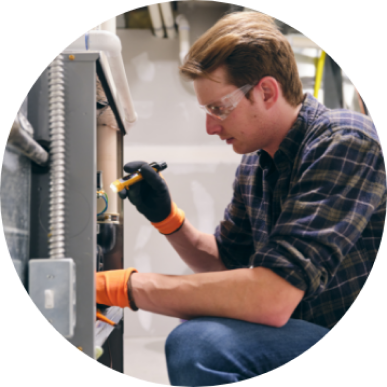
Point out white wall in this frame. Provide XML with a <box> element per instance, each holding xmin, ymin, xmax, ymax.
<box><xmin>119</xmin><ymin>3</ymin><xmax>242</xmax><ymax>338</ymax></box>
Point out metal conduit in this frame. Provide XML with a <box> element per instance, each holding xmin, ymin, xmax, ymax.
<box><xmin>48</xmin><ymin>55</ymin><xmax>66</xmax><ymax>259</ymax></box>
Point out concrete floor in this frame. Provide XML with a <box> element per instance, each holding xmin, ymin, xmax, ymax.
<box><xmin>124</xmin><ymin>336</ymin><xmax>170</xmax><ymax>385</ymax></box>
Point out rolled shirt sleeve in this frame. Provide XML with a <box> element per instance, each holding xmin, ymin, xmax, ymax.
<box><xmin>251</xmin><ymin>133</ymin><xmax>386</xmax><ymax>301</ymax></box>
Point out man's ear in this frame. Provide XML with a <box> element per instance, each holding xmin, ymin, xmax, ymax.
<box><xmin>256</xmin><ymin>76</ymin><xmax>279</xmax><ymax>108</ymax></box>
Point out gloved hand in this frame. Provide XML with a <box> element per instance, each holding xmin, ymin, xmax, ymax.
<box><xmin>119</xmin><ymin>161</ymin><xmax>171</xmax><ymax>222</ymax></box>
<box><xmin>96</xmin><ymin>268</ymin><xmax>138</xmax><ymax>310</ymax></box>
<box><xmin>119</xmin><ymin>161</ymin><xmax>185</xmax><ymax>234</ymax></box>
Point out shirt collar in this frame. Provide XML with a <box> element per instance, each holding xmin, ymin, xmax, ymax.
<box><xmin>275</xmin><ymin>93</ymin><xmax>325</xmax><ymax>165</ymax></box>
<box><xmin>257</xmin><ymin>93</ymin><xmax>326</xmax><ymax>170</ymax></box>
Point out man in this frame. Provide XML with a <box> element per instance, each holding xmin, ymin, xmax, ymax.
<box><xmin>96</xmin><ymin>12</ymin><xmax>386</xmax><ymax>385</ymax></box>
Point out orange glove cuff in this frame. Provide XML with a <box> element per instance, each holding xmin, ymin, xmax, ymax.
<box><xmin>96</xmin><ymin>268</ymin><xmax>137</xmax><ymax>309</ymax></box>
<box><xmin>151</xmin><ymin>202</ymin><xmax>185</xmax><ymax>235</ymax></box>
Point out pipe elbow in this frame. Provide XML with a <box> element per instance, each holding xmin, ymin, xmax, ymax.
<box><xmin>66</xmin><ymin>30</ymin><xmax>122</xmax><ymax>57</ymax></box>
<box><xmin>89</xmin><ymin>30</ymin><xmax>122</xmax><ymax>57</ymax></box>
<box><xmin>176</xmin><ymin>14</ymin><xmax>190</xmax><ymax>30</ymax></box>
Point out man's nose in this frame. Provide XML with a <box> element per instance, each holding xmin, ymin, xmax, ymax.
<box><xmin>206</xmin><ymin>114</ymin><xmax>222</xmax><ymax>136</ymax></box>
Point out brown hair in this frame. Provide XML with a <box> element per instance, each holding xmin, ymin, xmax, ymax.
<box><xmin>180</xmin><ymin>12</ymin><xmax>304</xmax><ymax>106</ymax></box>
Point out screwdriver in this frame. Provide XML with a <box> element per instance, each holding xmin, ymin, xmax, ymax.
<box><xmin>96</xmin><ymin>311</ymin><xmax>116</xmax><ymax>327</ymax></box>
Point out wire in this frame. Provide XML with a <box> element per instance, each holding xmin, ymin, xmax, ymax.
<box><xmin>97</xmin><ymin>190</ymin><xmax>108</xmax><ymax>216</ymax></box>
<box><xmin>97</xmin><ymin>190</ymin><xmax>108</xmax><ymax>204</ymax></box>
<box><xmin>97</xmin><ymin>195</ymin><xmax>108</xmax><ymax>216</ymax></box>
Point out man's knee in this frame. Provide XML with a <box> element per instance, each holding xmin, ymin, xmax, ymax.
<box><xmin>165</xmin><ymin>317</ymin><xmax>265</xmax><ymax>386</ymax></box>
<box><xmin>165</xmin><ymin>319</ymin><xmax>206</xmax><ymax>382</ymax></box>
<box><xmin>165</xmin><ymin>317</ymin><xmax>228</xmax><ymax>363</ymax></box>
<box><xmin>165</xmin><ymin>320</ymin><xmax>195</xmax><ymax>385</ymax></box>
<box><xmin>164</xmin><ymin>317</ymin><xmax>329</xmax><ymax>386</ymax></box>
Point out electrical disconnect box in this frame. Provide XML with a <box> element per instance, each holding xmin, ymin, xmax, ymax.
<box><xmin>26</xmin><ymin>51</ymin><xmax>127</xmax><ymax>369</ymax></box>
<box><xmin>29</xmin><ymin>258</ymin><xmax>76</xmax><ymax>338</ymax></box>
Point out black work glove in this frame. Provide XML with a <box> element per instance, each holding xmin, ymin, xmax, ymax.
<box><xmin>119</xmin><ymin>161</ymin><xmax>172</xmax><ymax>223</ymax></box>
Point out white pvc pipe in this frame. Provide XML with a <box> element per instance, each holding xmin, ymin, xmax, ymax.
<box><xmin>97</xmin><ymin>125</ymin><xmax>118</xmax><ymax>215</ymax></box>
<box><xmin>96</xmin><ymin>19</ymin><xmax>117</xmax><ymax>125</ymax></box>
<box><xmin>160</xmin><ymin>2</ymin><xmax>176</xmax><ymax>39</ymax></box>
<box><xmin>101</xmin><ymin>17</ymin><xmax>116</xmax><ymax>34</ymax></box>
<box><xmin>148</xmin><ymin>4</ymin><xmax>164</xmax><ymax>38</ymax></box>
<box><xmin>176</xmin><ymin>14</ymin><xmax>190</xmax><ymax>65</ymax></box>
<box><xmin>96</xmin><ymin>23</ymin><xmax>119</xmax><ymax>215</ymax></box>
<box><xmin>65</xmin><ymin>30</ymin><xmax>137</xmax><ymax>130</ymax></box>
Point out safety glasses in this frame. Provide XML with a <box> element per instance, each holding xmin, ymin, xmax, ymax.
<box><xmin>199</xmin><ymin>84</ymin><xmax>254</xmax><ymax>121</ymax></box>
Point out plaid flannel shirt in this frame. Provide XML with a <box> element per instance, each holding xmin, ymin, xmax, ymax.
<box><xmin>215</xmin><ymin>93</ymin><xmax>386</xmax><ymax>329</ymax></box>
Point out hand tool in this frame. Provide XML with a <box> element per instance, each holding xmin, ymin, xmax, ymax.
<box><xmin>110</xmin><ymin>161</ymin><xmax>167</xmax><ymax>193</ymax></box>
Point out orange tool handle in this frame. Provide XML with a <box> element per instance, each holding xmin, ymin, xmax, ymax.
<box><xmin>96</xmin><ymin>311</ymin><xmax>116</xmax><ymax>326</ymax></box>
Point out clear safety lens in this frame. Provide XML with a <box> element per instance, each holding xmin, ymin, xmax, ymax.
<box><xmin>200</xmin><ymin>84</ymin><xmax>254</xmax><ymax>121</ymax></box>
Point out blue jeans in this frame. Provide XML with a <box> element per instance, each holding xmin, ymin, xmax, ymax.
<box><xmin>165</xmin><ymin>317</ymin><xmax>329</xmax><ymax>386</ymax></box>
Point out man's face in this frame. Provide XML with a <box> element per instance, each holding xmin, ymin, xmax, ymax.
<box><xmin>194</xmin><ymin>66</ymin><xmax>279</xmax><ymax>155</ymax></box>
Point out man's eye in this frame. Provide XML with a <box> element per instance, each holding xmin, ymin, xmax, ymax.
<box><xmin>209</xmin><ymin>105</ymin><xmax>225</xmax><ymax>114</ymax></box>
